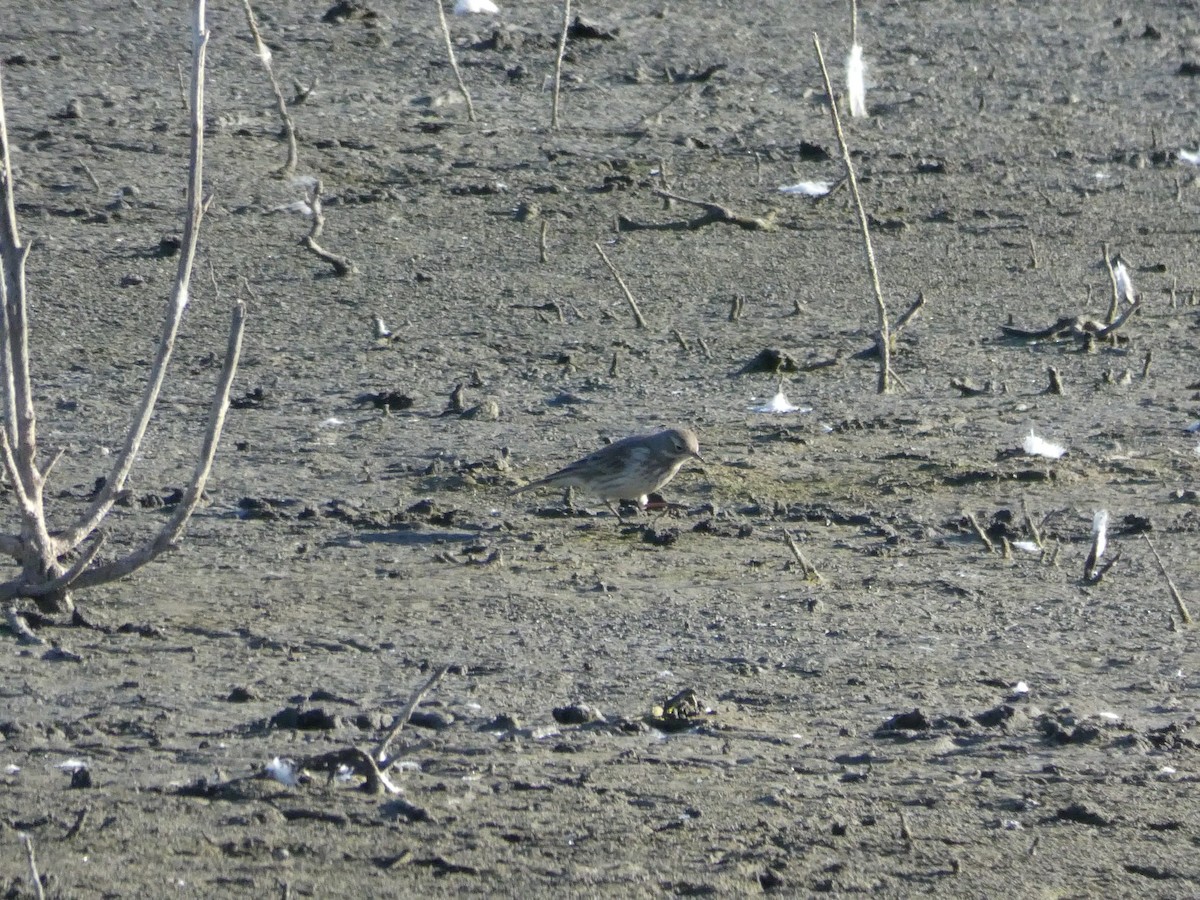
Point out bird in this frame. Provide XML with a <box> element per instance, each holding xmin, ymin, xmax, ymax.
<box><xmin>511</xmin><ymin>427</ymin><xmax>703</xmax><ymax>516</ymax></box>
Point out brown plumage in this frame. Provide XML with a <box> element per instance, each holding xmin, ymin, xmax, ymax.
<box><xmin>511</xmin><ymin>427</ymin><xmax>702</xmax><ymax>507</ymax></box>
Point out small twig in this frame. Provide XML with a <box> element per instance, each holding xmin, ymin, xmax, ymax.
<box><xmin>1140</xmin><ymin>350</ymin><xmax>1152</xmax><ymax>379</ymax></box>
<box><xmin>376</xmin><ymin>663</ymin><xmax>451</xmax><ymax>765</ymax></box>
<box><xmin>646</xmin><ymin>189</ymin><xmax>776</xmax><ymax>231</ymax></box>
<box><xmin>963</xmin><ymin>511</ymin><xmax>995</xmax><ymax>553</ymax></box>
<box><xmin>593</xmin><ymin>243</ymin><xmax>649</xmax><ymax>329</ymax></box>
<box><xmin>671</xmin><ymin>328</ymin><xmax>691</xmax><ymax>354</ymax></box>
<box><xmin>301</xmin><ymin>180</ymin><xmax>356</xmax><ymax>276</ymax></box>
<box><xmin>550</xmin><ymin>0</ymin><xmax>571</xmax><ymax>129</ymax></box>
<box><xmin>898</xmin><ymin>809</ymin><xmax>914</xmax><ymax>851</ymax></box>
<box><xmin>784</xmin><ymin>531</ymin><xmax>823</xmax><ymax>582</ymax></box>
<box><xmin>893</xmin><ymin>292</ymin><xmax>925</xmax><ymax>336</ymax></box>
<box><xmin>78</xmin><ymin>162</ymin><xmax>101</xmax><ymax>193</ymax></box>
<box><xmin>1091</xmin><ymin>297</ymin><xmax>1140</xmax><ymax>339</ymax></box>
<box><xmin>1021</xmin><ymin>500</ymin><xmax>1043</xmax><ymax>550</ymax></box>
<box><xmin>949</xmin><ymin>377</ymin><xmax>991</xmax><ymax>397</ymax></box>
<box><xmin>812</xmin><ymin>33</ymin><xmax>891</xmax><ymax>393</ymax></box>
<box><xmin>241</xmin><ymin>0</ymin><xmax>300</xmax><ymax>176</ymax></box>
<box><xmin>1102</xmin><ymin>243</ymin><xmax>1121</xmax><ymax>325</ymax></box>
<box><xmin>176</xmin><ymin>62</ymin><xmax>189</xmax><ymax>111</ymax></box>
<box><xmin>1143</xmin><ymin>535</ymin><xmax>1193</xmax><ymax>625</ymax></box>
<box><xmin>63</xmin><ymin>807</ymin><xmax>90</xmax><ymax>840</ymax></box>
<box><xmin>20</xmin><ymin>833</ymin><xmax>46</xmax><ymax>900</ymax></box>
<box><xmin>434</xmin><ymin>0</ymin><xmax>476</xmax><ymax>122</ymax></box>
<box><xmin>5</xmin><ymin>605</ymin><xmax>46</xmax><ymax>645</ymax></box>
<box><xmin>539</xmin><ymin>220</ymin><xmax>549</xmax><ymax>263</ymax></box>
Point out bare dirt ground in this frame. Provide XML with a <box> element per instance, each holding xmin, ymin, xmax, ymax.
<box><xmin>2</xmin><ymin>0</ymin><xmax>1200</xmax><ymax>896</ymax></box>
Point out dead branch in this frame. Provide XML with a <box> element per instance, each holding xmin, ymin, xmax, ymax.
<box><xmin>950</xmin><ymin>377</ymin><xmax>992</xmax><ymax>397</ymax></box>
<box><xmin>812</xmin><ymin>33</ymin><xmax>892</xmax><ymax>393</ymax></box>
<box><xmin>20</xmin><ymin>833</ymin><xmax>45</xmax><ymax>900</ymax></box>
<box><xmin>963</xmin><ymin>511</ymin><xmax>995</xmax><ymax>553</ymax></box>
<box><xmin>999</xmin><ymin>299</ymin><xmax>1141</xmax><ymax>345</ymax></box>
<box><xmin>0</xmin><ymin>1</ymin><xmax>245</xmax><ymax>616</ymax></box>
<box><xmin>783</xmin><ymin>531</ymin><xmax>823</xmax><ymax>582</ymax></box>
<box><xmin>854</xmin><ymin>292</ymin><xmax>925</xmax><ymax>359</ymax></box>
<box><xmin>1102</xmin><ymin>243</ymin><xmax>1120</xmax><ymax>324</ymax></box>
<box><xmin>593</xmin><ymin>243</ymin><xmax>648</xmax><ymax>329</ymax></box>
<box><xmin>435</xmin><ymin>0</ymin><xmax>476</xmax><ymax>122</ymax></box>
<box><xmin>241</xmin><ymin>0</ymin><xmax>299</xmax><ymax>176</ymax></box>
<box><xmin>1143</xmin><ymin>535</ymin><xmax>1193</xmax><ymax>625</ymax></box>
<box><xmin>551</xmin><ymin>0</ymin><xmax>571</xmax><ymax>128</ymax></box>
<box><xmin>300</xmin><ymin>179</ymin><xmax>356</xmax><ymax>276</ymax></box>
<box><xmin>5</xmin><ymin>605</ymin><xmax>45</xmax><ymax>645</ymax></box>
<box><xmin>69</xmin><ymin>302</ymin><xmax>246</xmax><ymax>591</ymax></box>
<box><xmin>376</xmin><ymin>663</ymin><xmax>451</xmax><ymax>766</ymax></box>
<box><xmin>616</xmin><ymin>189</ymin><xmax>776</xmax><ymax>232</ymax></box>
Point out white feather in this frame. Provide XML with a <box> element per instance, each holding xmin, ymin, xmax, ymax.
<box><xmin>1022</xmin><ymin>430</ymin><xmax>1066</xmax><ymax>459</ymax></box>
<box><xmin>1091</xmin><ymin>509</ymin><xmax>1109</xmax><ymax>560</ymax></box>
<box><xmin>1012</xmin><ymin>540</ymin><xmax>1041</xmax><ymax>553</ymax></box>
<box><xmin>271</xmin><ymin>200</ymin><xmax>313</xmax><ymax>216</ymax></box>
<box><xmin>846</xmin><ymin>44</ymin><xmax>867</xmax><ymax>118</ymax></box>
<box><xmin>1113</xmin><ymin>261</ymin><xmax>1135</xmax><ymax>304</ymax></box>
<box><xmin>778</xmin><ymin>181</ymin><xmax>832</xmax><ymax>197</ymax></box>
<box><xmin>1179</xmin><ymin>149</ymin><xmax>1200</xmax><ymax>166</ymax></box>
<box><xmin>454</xmin><ymin>0</ymin><xmax>499</xmax><ymax>14</ymax></box>
<box><xmin>750</xmin><ymin>389</ymin><xmax>809</xmax><ymax>414</ymax></box>
<box><xmin>266</xmin><ymin>757</ymin><xmax>299</xmax><ymax>786</ymax></box>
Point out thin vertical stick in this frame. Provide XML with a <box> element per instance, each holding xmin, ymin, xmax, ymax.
<box><xmin>812</xmin><ymin>33</ymin><xmax>891</xmax><ymax>393</ymax></box>
<box><xmin>20</xmin><ymin>833</ymin><xmax>46</xmax><ymax>900</ymax></box>
<box><xmin>241</xmin><ymin>0</ymin><xmax>299</xmax><ymax>176</ymax></box>
<box><xmin>1102</xmin><ymin>243</ymin><xmax>1121</xmax><ymax>325</ymax></box>
<box><xmin>551</xmin><ymin>0</ymin><xmax>571</xmax><ymax>129</ymax></box>
<box><xmin>849</xmin><ymin>0</ymin><xmax>858</xmax><ymax>47</ymax></box>
<box><xmin>594</xmin><ymin>243</ymin><xmax>648</xmax><ymax>329</ymax></box>
<box><xmin>1143</xmin><ymin>536</ymin><xmax>1193</xmax><ymax>625</ymax></box>
<box><xmin>435</xmin><ymin>0</ymin><xmax>476</xmax><ymax>122</ymax></box>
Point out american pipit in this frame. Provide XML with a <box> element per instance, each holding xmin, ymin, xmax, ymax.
<box><xmin>511</xmin><ymin>426</ymin><xmax>702</xmax><ymax>514</ymax></box>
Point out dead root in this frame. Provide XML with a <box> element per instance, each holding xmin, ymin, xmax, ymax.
<box><xmin>618</xmin><ymin>189</ymin><xmax>777</xmax><ymax>232</ymax></box>
<box><xmin>1000</xmin><ymin>299</ymin><xmax>1141</xmax><ymax>345</ymax></box>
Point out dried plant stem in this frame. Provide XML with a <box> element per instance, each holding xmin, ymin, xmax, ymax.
<box><xmin>1143</xmin><ymin>536</ymin><xmax>1193</xmax><ymax>625</ymax></box>
<box><xmin>784</xmin><ymin>531</ymin><xmax>823</xmax><ymax>582</ymax></box>
<box><xmin>241</xmin><ymin>0</ymin><xmax>299</xmax><ymax>176</ymax></box>
<box><xmin>849</xmin><ymin>0</ymin><xmax>859</xmax><ymax>47</ymax></box>
<box><xmin>301</xmin><ymin>179</ymin><xmax>356</xmax><ymax>276</ymax></box>
<box><xmin>551</xmin><ymin>0</ymin><xmax>571</xmax><ymax>129</ymax></box>
<box><xmin>20</xmin><ymin>833</ymin><xmax>45</xmax><ymax>900</ymax></box>
<box><xmin>594</xmin><ymin>243</ymin><xmax>649</xmax><ymax>329</ymax></box>
<box><xmin>1102</xmin><ymin>243</ymin><xmax>1121</xmax><ymax>325</ymax></box>
<box><xmin>812</xmin><ymin>33</ymin><xmax>891</xmax><ymax>392</ymax></box>
<box><xmin>963</xmin><ymin>512</ymin><xmax>995</xmax><ymax>553</ymax></box>
<box><xmin>0</xmin><ymin>0</ymin><xmax>245</xmax><ymax>614</ymax></box>
<box><xmin>435</xmin><ymin>0</ymin><xmax>476</xmax><ymax>122</ymax></box>
<box><xmin>376</xmin><ymin>664</ymin><xmax>451</xmax><ymax>765</ymax></box>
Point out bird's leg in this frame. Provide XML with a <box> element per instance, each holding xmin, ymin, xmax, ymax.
<box><xmin>605</xmin><ymin>500</ymin><xmax>630</xmax><ymax>524</ymax></box>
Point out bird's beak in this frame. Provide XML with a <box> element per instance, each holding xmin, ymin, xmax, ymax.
<box><xmin>692</xmin><ymin>450</ymin><xmax>704</xmax><ymax>462</ymax></box>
